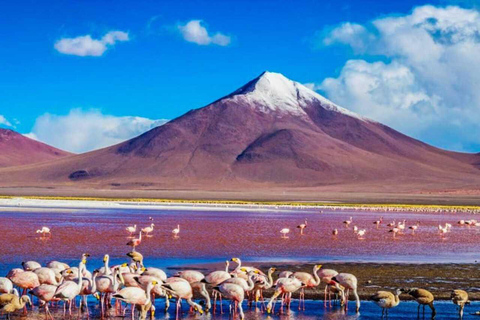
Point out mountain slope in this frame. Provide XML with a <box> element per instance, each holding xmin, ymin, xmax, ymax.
<box><xmin>0</xmin><ymin>71</ymin><xmax>479</xmax><ymax>193</ymax></box>
<box><xmin>0</xmin><ymin>129</ymin><xmax>72</xmax><ymax>167</ymax></box>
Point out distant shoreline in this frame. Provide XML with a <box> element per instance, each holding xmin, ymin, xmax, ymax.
<box><xmin>0</xmin><ymin>195</ymin><xmax>479</xmax><ymax>213</ymax></box>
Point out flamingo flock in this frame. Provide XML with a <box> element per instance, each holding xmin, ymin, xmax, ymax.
<box><xmin>0</xmin><ymin>252</ymin><xmax>475</xmax><ymax>319</ymax></box>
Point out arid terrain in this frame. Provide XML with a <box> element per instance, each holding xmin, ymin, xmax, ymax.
<box><xmin>0</xmin><ymin>72</ymin><xmax>479</xmax><ymax>202</ymax></box>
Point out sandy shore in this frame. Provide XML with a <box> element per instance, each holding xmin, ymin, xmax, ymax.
<box><xmin>174</xmin><ymin>262</ymin><xmax>480</xmax><ymax>301</ymax></box>
<box><xmin>0</xmin><ymin>196</ymin><xmax>478</xmax><ymax>213</ymax></box>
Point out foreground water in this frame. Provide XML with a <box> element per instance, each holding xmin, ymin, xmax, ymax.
<box><xmin>13</xmin><ymin>300</ymin><xmax>480</xmax><ymax>319</ymax></box>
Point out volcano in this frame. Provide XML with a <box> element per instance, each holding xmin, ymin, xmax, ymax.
<box><xmin>0</xmin><ymin>72</ymin><xmax>479</xmax><ymax>196</ymax></box>
<box><xmin>0</xmin><ymin>129</ymin><xmax>71</xmax><ymax>168</ymax></box>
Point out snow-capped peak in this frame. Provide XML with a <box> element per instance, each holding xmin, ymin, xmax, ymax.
<box><xmin>228</xmin><ymin>71</ymin><xmax>364</xmax><ymax>120</ymax></box>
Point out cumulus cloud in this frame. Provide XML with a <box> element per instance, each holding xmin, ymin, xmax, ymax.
<box><xmin>178</xmin><ymin>20</ymin><xmax>231</xmax><ymax>46</ymax></box>
<box><xmin>322</xmin><ymin>22</ymin><xmax>375</xmax><ymax>53</ymax></box>
<box><xmin>26</xmin><ymin>109</ymin><xmax>168</xmax><ymax>153</ymax></box>
<box><xmin>318</xmin><ymin>5</ymin><xmax>480</xmax><ymax>152</ymax></box>
<box><xmin>54</xmin><ymin>31</ymin><xmax>129</xmax><ymax>56</ymax></box>
<box><xmin>0</xmin><ymin>115</ymin><xmax>12</xmax><ymax>127</ymax></box>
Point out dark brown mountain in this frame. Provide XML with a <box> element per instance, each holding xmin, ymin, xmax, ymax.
<box><xmin>0</xmin><ymin>72</ymin><xmax>479</xmax><ymax>194</ymax></box>
<box><xmin>0</xmin><ymin>129</ymin><xmax>71</xmax><ymax>167</ymax></box>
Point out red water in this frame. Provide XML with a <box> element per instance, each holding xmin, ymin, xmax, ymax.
<box><xmin>0</xmin><ymin>207</ymin><xmax>479</xmax><ymax>274</ymax></box>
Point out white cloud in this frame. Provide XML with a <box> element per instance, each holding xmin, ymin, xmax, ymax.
<box><xmin>318</xmin><ymin>5</ymin><xmax>480</xmax><ymax>151</ymax></box>
<box><xmin>26</xmin><ymin>109</ymin><xmax>168</xmax><ymax>153</ymax></box>
<box><xmin>54</xmin><ymin>31</ymin><xmax>129</xmax><ymax>57</ymax></box>
<box><xmin>322</xmin><ymin>22</ymin><xmax>374</xmax><ymax>53</ymax></box>
<box><xmin>178</xmin><ymin>20</ymin><xmax>231</xmax><ymax>46</ymax></box>
<box><xmin>0</xmin><ymin>115</ymin><xmax>12</xmax><ymax>127</ymax></box>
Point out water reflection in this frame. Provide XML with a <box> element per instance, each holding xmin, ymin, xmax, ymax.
<box><xmin>12</xmin><ymin>300</ymin><xmax>479</xmax><ymax>320</ymax></box>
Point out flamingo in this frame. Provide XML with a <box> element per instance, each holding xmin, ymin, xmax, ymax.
<box><xmin>213</xmin><ymin>283</ymin><xmax>245</xmax><ymax>319</ymax></box>
<box><xmin>401</xmin><ymin>288</ymin><xmax>436</xmax><ymax>318</ymax></box>
<box><xmin>161</xmin><ymin>278</ymin><xmax>203</xmax><ymax>318</ymax></box>
<box><xmin>280</xmin><ymin>228</ymin><xmax>290</xmax><ymax>238</ymax></box>
<box><xmin>318</xmin><ymin>268</ymin><xmax>344</xmax><ymax>307</ymax></box>
<box><xmin>230</xmin><ymin>258</ymin><xmax>264</xmax><ymax>279</ymax></box>
<box><xmin>113</xmin><ymin>280</ymin><xmax>157</xmax><ymax>320</ymax></box>
<box><xmin>141</xmin><ymin>223</ymin><xmax>155</xmax><ymax>236</ymax></box>
<box><xmin>409</xmin><ymin>224</ymin><xmax>419</xmax><ymax>234</ymax></box>
<box><xmin>8</xmin><ymin>269</ymin><xmax>40</xmax><ymax>300</ymax></box>
<box><xmin>387</xmin><ymin>220</ymin><xmax>396</xmax><ymax>227</ymax></box>
<box><xmin>373</xmin><ymin>217</ymin><xmax>383</xmax><ymax>227</ymax></box>
<box><xmin>202</xmin><ymin>261</ymin><xmax>232</xmax><ymax>313</ymax></box>
<box><xmin>30</xmin><ymin>284</ymin><xmax>60</xmax><ymax>319</ymax></box>
<box><xmin>251</xmin><ymin>267</ymin><xmax>275</xmax><ymax>309</ymax></box>
<box><xmin>172</xmin><ymin>225</ymin><xmax>180</xmax><ymax>238</ymax></box>
<box><xmin>370</xmin><ymin>288</ymin><xmax>401</xmax><ymax>317</ymax></box>
<box><xmin>451</xmin><ymin>289</ymin><xmax>469</xmax><ymax>318</ymax></box>
<box><xmin>126</xmin><ymin>224</ymin><xmax>137</xmax><ymax>236</ymax></box>
<box><xmin>36</xmin><ymin>226</ymin><xmax>51</xmax><ymax>237</ymax></box>
<box><xmin>0</xmin><ymin>292</ymin><xmax>32</xmax><ymax>317</ymax></box>
<box><xmin>141</xmin><ymin>267</ymin><xmax>167</xmax><ymax>282</ymax></box>
<box><xmin>175</xmin><ymin>270</ymin><xmax>211</xmax><ymax>311</ymax></box>
<box><xmin>292</xmin><ymin>264</ymin><xmax>322</xmax><ymax>310</ymax></box>
<box><xmin>96</xmin><ymin>266</ymin><xmax>124</xmax><ymax>317</ymax></box>
<box><xmin>389</xmin><ymin>227</ymin><xmax>400</xmax><ymax>238</ymax></box>
<box><xmin>33</xmin><ymin>267</ymin><xmax>59</xmax><ymax>285</ymax></box>
<box><xmin>266</xmin><ymin>276</ymin><xmax>304</xmax><ymax>314</ymax></box>
<box><xmin>357</xmin><ymin>229</ymin><xmax>366</xmax><ymax>238</ymax></box>
<box><xmin>332</xmin><ymin>229</ymin><xmax>339</xmax><ymax>236</ymax></box>
<box><xmin>332</xmin><ymin>273</ymin><xmax>360</xmax><ymax>312</ymax></box>
<box><xmin>343</xmin><ymin>217</ymin><xmax>353</xmax><ymax>227</ymax></box>
<box><xmin>0</xmin><ymin>278</ymin><xmax>14</xmax><ymax>294</ymax></box>
<box><xmin>54</xmin><ymin>259</ymin><xmax>86</xmax><ymax>315</ymax></box>
<box><xmin>79</xmin><ymin>270</ymin><xmax>99</xmax><ymax>314</ymax></box>
<box><xmin>127</xmin><ymin>231</ymin><xmax>143</xmax><ymax>251</ymax></box>
<box><xmin>297</xmin><ymin>219</ymin><xmax>307</xmax><ymax>235</ymax></box>
<box><xmin>21</xmin><ymin>261</ymin><xmax>41</xmax><ymax>271</ymax></box>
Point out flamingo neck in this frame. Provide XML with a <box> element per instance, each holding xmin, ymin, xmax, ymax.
<box><xmin>104</xmin><ymin>257</ymin><xmax>111</xmax><ymax>276</ymax></box>
<box><xmin>246</xmin><ymin>274</ymin><xmax>255</xmax><ymax>291</ymax></box>
<box><xmin>77</xmin><ymin>263</ymin><xmax>84</xmax><ymax>287</ymax></box>
<box><xmin>266</xmin><ymin>270</ymin><xmax>274</xmax><ymax>289</ymax></box>
<box><xmin>313</xmin><ymin>267</ymin><xmax>321</xmax><ymax>286</ymax></box>
<box><xmin>234</xmin><ymin>259</ymin><xmax>242</xmax><ymax>272</ymax></box>
<box><xmin>145</xmin><ymin>282</ymin><xmax>153</xmax><ymax>305</ymax></box>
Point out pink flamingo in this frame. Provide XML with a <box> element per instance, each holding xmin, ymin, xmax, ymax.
<box><xmin>126</xmin><ymin>231</ymin><xmax>142</xmax><ymax>251</ymax></box>
<box><xmin>297</xmin><ymin>219</ymin><xmax>307</xmax><ymax>235</ymax></box>
<box><xmin>318</xmin><ymin>268</ymin><xmax>344</xmax><ymax>307</ymax></box>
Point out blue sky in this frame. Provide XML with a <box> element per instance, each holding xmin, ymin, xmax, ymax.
<box><xmin>1</xmin><ymin>0</ymin><xmax>480</xmax><ymax>153</ymax></box>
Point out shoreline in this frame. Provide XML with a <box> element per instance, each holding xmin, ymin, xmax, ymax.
<box><xmin>0</xmin><ymin>195</ymin><xmax>479</xmax><ymax>213</ymax></box>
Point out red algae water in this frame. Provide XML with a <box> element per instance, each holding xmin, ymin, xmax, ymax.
<box><xmin>0</xmin><ymin>206</ymin><xmax>478</xmax><ymax>271</ymax></box>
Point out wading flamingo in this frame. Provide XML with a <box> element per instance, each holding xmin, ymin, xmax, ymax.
<box><xmin>161</xmin><ymin>278</ymin><xmax>203</xmax><ymax>318</ymax></box>
<box><xmin>370</xmin><ymin>288</ymin><xmax>401</xmax><ymax>317</ymax></box>
<box><xmin>172</xmin><ymin>225</ymin><xmax>180</xmax><ymax>238</ymax></box>
<box><xmin>293</xmin><ymin>264</ymin><xmax>322</xmax><ymax>310</ymax></box>
<box><xmin>54</xmin><ymin>259</ymin><xmax>86</xmax><ymax>316</ymax></box>
<box><xmin>113</xmin><ymin>280</ymin><xmax>157</xmax><ymax>320</ymax></box>
<box><xmin>141</xmin><ymin>223</ymin><xmax>155</xmax><ymax>236</ymax></box>
<box><xmin>451</xmin><ymin>289</ymin><xmax>469</xmax><ymax>318</ymax></box>
<box><xmin>297</xmin><ymin>219</ymin><xmax>307</xmax><ymax>235</ymax></box>
<box><xmin>401</xmin><ymin>288</ymin><xmax>436</xmax><ymax>318</ymax></box>
<box><xmin>127</xmin><ymin>232</ymin><xmax>143</xmax><ymax>251</ymax></box>
<box><xmin>36</xmin><ymin>227</ymin><xmax>51</xmax><ymax>237</ymax></box>
<box><xmin>266</xmin><ymin>276</ymin><xmax>304</xmax><ymax>314</ymax></box>
<box><xmin>332</xmin><ymin>273</ymin><xmax>360</xmax><ymax>312</ymax></box>
<box><xmin>280</xmin><ymin>228</ymin><xmax>290</xmax><ymax>238</ymax></box>
<box><xmin>213</xmin><ymin>283</ymin><xmax>245</xmax><ymax>320</ymax></box>
<box><xmin>318</xmin><ymin>268</ymin><xmax>344</xmax><ymax>307</ymax></box>
<box><xmin>126</xmin><ymin>225</ymin><xmax>137</xmax><ymax>236</ymax></box>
